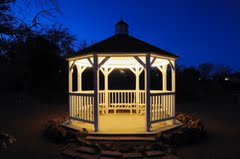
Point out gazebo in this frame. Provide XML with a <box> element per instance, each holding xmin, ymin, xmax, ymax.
<box><xmin>65</xmin><ymin>19</ymin><xmax>179</xmax><ymax>134</ymax></box>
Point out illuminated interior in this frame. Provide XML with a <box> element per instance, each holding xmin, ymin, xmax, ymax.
<box><xmin>74</xmin><ymin>56</ymin><xmax>170</xmax><ymax>68</ymax></box>
<box><xmin>65</xmin><ymin>54</ymin><xmax>177</xmax><ymax>134</ymax></box>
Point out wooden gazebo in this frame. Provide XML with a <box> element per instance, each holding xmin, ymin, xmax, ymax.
<box><xmin>66</xmin><ymin>19</ymin><xmax>179</xmax><ymax>133</ymax></box>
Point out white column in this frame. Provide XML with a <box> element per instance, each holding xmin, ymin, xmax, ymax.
<box><xmin>162</xmin><ymin>65</ymin><xmax>167</xmax><ymax>91</ymax></box>
<box><xmin>93</xmin><ymin>54</ymin><xmax>99</xmax><ymax>131</ymax></box>
<box><xmin>171</xmin><ymin>61</ymin><xmax>176</xmax><ymax>92</ymax></box>
<box><xmin>129</xmin><ymin>67</ymin><xmax>143</xmax><ymax>113</ymax></box>
<box><xmin>171</xmin><ymin>60</ymin><xmax>176</xmax><ymax>123</ymax></box>
<box><xmin>77</xmin><ymin>69</ymin><xmax>82</xmax><ymax>92</ymax></box>
<box><xmin>104</xmin><ymin>68</ymin><xmax>109</xmax><ymax>114</ymax></box>
<box><xmin>145</xmin><ymin>54</ymin><xmax>151</xmax><ymax>131</ymax></box>
<box><xmin>69</xmin><ymin>61</ymin><xmax>73</xmax><ymax>93</ymax></box>
<box><xmin>136</xmin><ymin>69</ymin><xmax>140</xmax><ymax>113</ymax></box>
<box><xmin>76</xmin><ymin>66</ymin><xmax>87</xmax><ymax>92</ymax></box>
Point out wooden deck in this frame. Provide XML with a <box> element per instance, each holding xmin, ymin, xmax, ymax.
<box><xmin>62</xmin><ymin>113</ymin><xmax>183</xmax><ymax>135</ymax></box>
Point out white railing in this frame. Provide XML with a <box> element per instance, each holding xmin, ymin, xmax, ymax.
<box><xmin>108</xmin><ymin>90</ymin><xmax>136</xmax><ymax>104</ymax></box>
<box><xmin>150</xmin><ymin>92</ymin><xmax>175</xmax><ymax>123</ymax></box>
<box><xmin>69</xmin><ymin>90</ymin><xmax>175</xmax><ymax>123</ymax></box>
<box><xmin>69</xmin><ymin>92</ymin><xmax>94</xmax><ymax>123</ymax></box>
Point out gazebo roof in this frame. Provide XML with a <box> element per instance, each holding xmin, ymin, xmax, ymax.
<box><xmin>70</xmin><ymin>34</ymin><xmax>178</xmax><ymax>59</ymax></box>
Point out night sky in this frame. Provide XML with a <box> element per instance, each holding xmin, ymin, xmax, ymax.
<box><xmin>18</xmin><ymin>0</ymin><xmax>240</xmax><ymax>70</ymax></box>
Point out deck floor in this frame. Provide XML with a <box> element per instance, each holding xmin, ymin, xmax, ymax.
<box><xmin>63</xmin><ymin>113</ymin><xmax>182</xmax><ymax>134</ymax></box>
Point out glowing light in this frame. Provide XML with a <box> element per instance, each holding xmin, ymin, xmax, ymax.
<box><xmin>120</xmin><ymin>70</ymin><xmax>125</xmax><ymax>74</ymax></box>
<box><xmin>74</xmin><ymin>56</ymin><xmax>170</xmax><ymax>68</ymax></box>
<box><xmin>151</xmin><ymin>58</ymin><xmax>169</xmax><ymax>66</ymax></box>
<box><xmin>75</xmin><ymin>59</ymin><xmax>92</xmax><ymax>67</ymax></box>
<box><xmin>225</xmin><ymin>77</ymin><xmax>229</xmax><ymax>81</ymax></box>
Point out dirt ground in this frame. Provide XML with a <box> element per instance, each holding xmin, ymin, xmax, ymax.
<box><xmin>0</xmin><ymin>91</ymin><xmax>239</xmax><ymax>159</ymax></box>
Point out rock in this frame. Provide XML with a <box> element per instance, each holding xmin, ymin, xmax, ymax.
<box><xmin>159</xmin><ymin>133</ymin><xmax>173</xmax><ymax>145</ymax></box>
<box><xmin>44</xmin><ymin>120</ymin><xmax>67</xmax><ymax>141</ymax></box>
<box><xmin>0</xmin><ymin>141</ymin><xmax>7</xmax><ymax>150</ymax></box>
<box><xmin>119</xmin><ymin>143</ymin><xmax>133</xmax><ymax>152</ymax></box>
<box><xmin>61</xmin><ymin>149</ymin><xmax>81</xmax><ymax>158</ymax></box>
<box><xmin>60</xmin><ymin>144</ymin><xmax>71</xmax><ymax>151</ymax></box>
<box><xmin>77</xmin><ymin>146</ymin><xmax>97</xmax><ymax>154</ymax></box>
<box><xmin>161</xmin><ymin>154</ymin><xmax>181</xmax><ymax>159</ymax></box>
<box><xmin>176</xmin><ymin>113</ymin><xmax>184</xmax><ymax>121</ymax></box>
<box><xmin>144</xmin><ymin>150</ymin><xmax>165</xmax><ymax>157</ymax></box>
<box><xmin>111</xmin><ymin>147</ymin><xmax>117</xmax><ymax>151</ymax></box>
<box><xmin>166</xmin><ymin>146</ymin><xmax>177</xmax><ymax>154</ymax></box>
<box><xmin>159</xmin><ymin>142</ymin><xmax>172</xmax><ymax>151</ymax></box>
<box><xmin>104</xmin><ymin>143</ymin><xmax>112</xmax><ymax>150</ymax></box>
<box><xmin>122</xmin><ymin>152</ymin><xmax>143</xmax><ymax>158</ymax></box>
<box><xmin>78</xmin><ymin>153</ymin><xmax>98</xmax><ymax>159</ymax></box>
<box><xmin>145</xmin><ymin>143</ymin><xmax>162</xmax><ymax>151</ymax></box>
<box><xmin>99</xmin><ymin>157</ymin><xmax>117</xmax><ymax>159</ymax></box>
<box><xmin>136</xmin><ymin>146</ymin><xmax>145</xmax><ymax>152</ymax></box>
<box><xmin>82</xmin><ymin>128</ymin><xmax>89</xmax><ymax>137</ymax></box>
<box><xmin>101</xmin><ymin>150</ymin><xmax>122</xmax><ymax>158</ymax></box>
<box><xmin>92</xmin><ymin>143</ymin><xmax>102</xmax><ymax>151</ymax></box>
<box><xmin>0</xmin><ymin>131</ymin><xmax>16</xmax><ymax>150</ymax></box>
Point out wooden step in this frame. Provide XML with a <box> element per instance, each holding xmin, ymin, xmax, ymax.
<box><xmin>86</xmin><ymin>135</ymin><xmax>156</xmax><ymax>141</ymax></box>
<box><xmin>101</xmin><ymin>150</ymin><xmax>122</xmax><ymax>158</ymax></box>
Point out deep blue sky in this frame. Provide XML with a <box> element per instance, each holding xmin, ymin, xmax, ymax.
<box><xmin>18</xmin><ymin>0</ymin><xmax>240</xmax><ymax>70</ymax></box>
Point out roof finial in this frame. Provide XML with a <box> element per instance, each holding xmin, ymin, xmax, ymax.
<box><xmin>115</xmin><ymin>18</ymin><xmax>129</xmax><ymax>35</ymax></box>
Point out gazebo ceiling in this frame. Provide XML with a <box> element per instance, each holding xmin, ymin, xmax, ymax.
<box><xmin>75</xmin><ymin>56</ymin><xmax>169</xmax><ymax>68</ymax></box>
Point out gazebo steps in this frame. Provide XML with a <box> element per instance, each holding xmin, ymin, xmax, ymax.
<box><xmin>62</xmin><ymin>119</ymin><xmax>183</xmax><ymax>136</ymax></box>
<box><xmin>85</xmin><ymin>135</ymin><xmax>156</xmax><ymax>141</ymax></box>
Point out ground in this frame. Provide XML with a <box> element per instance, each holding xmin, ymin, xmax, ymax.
<box><xmin>0</xmin><ymin>91</ymin><xmax>239</xmax><ymax>159</ymax></box>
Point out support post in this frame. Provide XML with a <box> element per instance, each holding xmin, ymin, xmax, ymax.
<box><xmin>171</xmin><ymin>60</ymin><xmax>176</xmax><ymax>123</ymax></box>
<box><xmin>129</xmin><ymin>67</ymin><xmax>143</xmax><ymax>114</ymax></box>
<box><xmin>171</xmin><ymin>60</ymin><xmax>176</xmax><ymax>92</ymax></box>
<box><xmin>77</xmin><ymin>69</ymin><xmax>82</xmax><ymax>92</ymax></box>
<box><xmin>76</xmin><ymin>66</ymin><xmax>87</xmax><ymax>92</ymax></box>
<box><xmin>136</xmin><ymin>69</ymin><xmax>140</xmax><ymax>113</ymax></box>
<box><xmin>104</xmin><ymin>68</ymin><xmax>109</xmax><ymax>114</ymax></box>
<box><xmin>100</xmin><ymin>67</ymin><xmax>114</xmax><ymax>114</ymax></box>
<box><xmin>69</xmin><ymin>61</ymin><xmax>73</xmax><ymax>93</ymax></box>
<box><xmin>145</xmin><ymin>54</ymin><xmax>151</xmax><ymax>131</ymax></box>
<box><xmin>68</xmin><ymin>61</ymin><xmax>73</xmax><ymax>123</ymax></box>
<box><xmin>93</xmin><ymin>54</ymin><xmax>99</xmax><ymax>131</ymax></box>
<box><xmin>162</xmin><ymin>65</ymin><xmax>167</xmax><ymax>91</ymax></box>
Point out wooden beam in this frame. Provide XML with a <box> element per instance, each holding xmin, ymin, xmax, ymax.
<box><xmin>108</xmin><ymin>67</ymin><xmax>115</xmax><ymax>74</ymax></box>
<box><xmin>69</xmin><ymin>60</ymin><xmax>76</xmax><ymax>71</ymax></box>
<box><xmin>93</xmin><ymin>54</ymin><xmax>99</xmax><ymax>132</ymax></box>
<box><xmin>145</xmin><ymin>54</ymin><xmax>151</xmax><ymax>132</ymax></box>
<box><xmin>100</xmin><ymin>68</ymin><xmax>105</xmax><ymax>75</ymax></box>
<box><xmin>139</xmin><ymin>68</ymin><xmax>144</xmax><ymax>74</ymax></box>
<box><xmin>156</xmin><ymin>66</ymin><xmax>163</xmax><ymax>73</ymax></box>
<box><xmin>87</xmin><ymin>58</ymin><xmax>93</xmax><ymax>66</ymax></box>
<box><xmin>129</xmin><ymin>68</ymin><xmax>136</xmax><ymax>75</ymax></box>
<box><xmin>134</xmin><ymin>56</ymin><xmax>146</xmax><ymax>68</ymax></box>
<box><xmin>98</xmin><ymin>57</ymin><xmax>110</xmax><ymax>68</ymax></box>
<box><xmin>77</xmin><ymin>65</ymin><xmax>87</xmax><ymax>74</ymax></box>
<box><xmin>100</xmin><ymin>67</ymin><xmax>115</xmax><ymax>75</ymax></box>
<box><xmin>150</xmin><ymin>57</ymin><xmax>156</xmax><ymax>66</ymax></box>
<box><xmin>168</xmin><ymin>60</ymin><xmax>175</xmax><ymax>71</ymax></box>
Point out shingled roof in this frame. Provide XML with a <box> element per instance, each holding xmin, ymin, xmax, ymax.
<box><xmin>72</xmin><ymin>34</ymin><xmax>178</xmax><ymax>58</ymax></box>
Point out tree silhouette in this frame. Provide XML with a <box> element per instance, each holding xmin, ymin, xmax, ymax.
<box><xmin>198</xmin><ymin>63</ymin><xmax>214</xmax><ymax>80</ymax></box>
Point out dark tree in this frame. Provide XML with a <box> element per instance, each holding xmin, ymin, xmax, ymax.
<box><xmin>212</xmin><ymin>64</ymin><xmax>232</xmax><ymax>81</ymax></box>
<box><xmin>198</xmin><ymin>63</ymin><xmax>214</xmax><ymax>80</ymax></box>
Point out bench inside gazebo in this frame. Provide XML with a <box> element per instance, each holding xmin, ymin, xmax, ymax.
<box><xmin>64</xmin><ymin>19</ymin><xmax>181</xmax><ymax>134</ymax></box>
